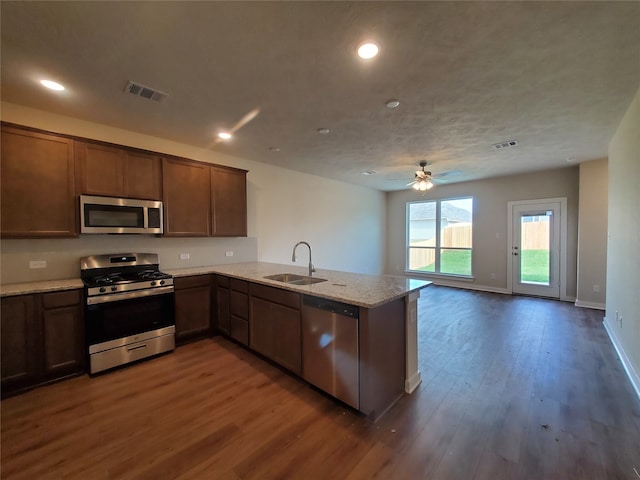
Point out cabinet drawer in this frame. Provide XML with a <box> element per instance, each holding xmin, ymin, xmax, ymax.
<box><xmin>229</xmin><ymin>278</ymin><xmax>248</xmax><ymax>293</ymax></box>
<box><xmin>230</xmin><ymin>291</ymin><xmax>248</xmax><ymax>319</ymax></box>
<box><xmin>42</xmin><ymin>290</ymin><xmax>81</xmax><ymax>309</ymax></box>
<box><xmin>174</xmin><ymin>275</ymin><xmax>211</xmax><ymax>290</ymax></box>
<box><xmin>216</xmin><ymin>275</ymin><xmax>230</xmax><ymax>288</ymax></box>
<box><xmin>250</xmin><ymin>284</ymin><xmax>300</xmax><ymax>310</ymax></box>
<box><xmin>230</xmin><ymin>316</ymin><xmax>248</xmax><ymax>345</ymax></box>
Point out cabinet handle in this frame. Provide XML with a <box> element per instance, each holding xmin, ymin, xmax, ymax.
<box><xmin>127</xmin><ymin>344</ymin><xmax>147</xmax><ymax>352</ymax></box>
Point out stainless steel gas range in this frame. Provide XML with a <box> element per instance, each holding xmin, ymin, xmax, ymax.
<box><xmin>80</xmin><ymin>253</ymin><xmax>175</xmax><ymax>374</ymax></box>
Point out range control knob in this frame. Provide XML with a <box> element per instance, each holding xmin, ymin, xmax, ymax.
<box><xmin>99</xmin><ymin>287</ymin><xmax>106</xmax><ymax>293</ymax></box>
<box><xmin>159</xmin><ymin>280</ymin><xmax>165</xmax><ymax>286</ymax></box>
<box><xmin>111</xmin><ymin>286</ymin><xmax>117</xmax><ymax>292</ymax></box>
<box><xmin>150</xmin><ymin>281</ymin><xmax>156</xmax><ymax>287</ymax></box>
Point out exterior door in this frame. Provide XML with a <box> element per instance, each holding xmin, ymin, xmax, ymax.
<box><xmin>509</xmin><ymin>200</ymin><xmax>564</xmax><ymax>298</ymax></box>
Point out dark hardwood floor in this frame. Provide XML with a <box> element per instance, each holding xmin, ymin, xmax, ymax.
<box><xmin>2</xmin><ymin>286</ymin><xmax>639</xmax><ymax>479</ymax></box>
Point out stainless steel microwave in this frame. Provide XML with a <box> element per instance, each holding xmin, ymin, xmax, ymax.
<box><xmin>80</xmin><ymin>195</ymin><xmax>163</xmax><ymax>234</ymax></box>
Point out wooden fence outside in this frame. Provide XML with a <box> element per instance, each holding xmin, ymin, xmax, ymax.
<box><xmin>409</xmin><ymin>221</ymin><xmax>548</xmax><ymax>269</ymax></box>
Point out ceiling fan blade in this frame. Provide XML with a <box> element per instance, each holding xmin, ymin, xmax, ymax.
<box><xmin>432</xmin><ymin>170</ymin><xmax>461</xmax><ymax>178</ymax></box>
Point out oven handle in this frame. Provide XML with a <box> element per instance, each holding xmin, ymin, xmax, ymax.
<box><xmin>86</xmin><ymin>286</ymin><xmax>175</xmax><ymax>305</ymax></box>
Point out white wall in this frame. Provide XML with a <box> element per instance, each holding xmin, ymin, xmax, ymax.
<box><xmin>386</xmin><ymin>167</ymin><xmax>580</xmax><ymax>298</ymax></box>
<box><xmin>576</xmin><ymin>158</ymin><xmax>608</xmax><ymax>309</ymax></box>
<box><xmin>0</xmin><ymin>102</ymin><xmax>386</xmax><ymax>283</ymax></box>
<box><xmin>605</xmin><ymin>85</ymin><xmax>640</xmax><ymax>395</ymax></box>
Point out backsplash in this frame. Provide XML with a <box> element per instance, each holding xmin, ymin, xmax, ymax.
<box><xmin>0</xmin><ymin>236</ymin><xmax>258</xmax><ymax>284</ymax></box>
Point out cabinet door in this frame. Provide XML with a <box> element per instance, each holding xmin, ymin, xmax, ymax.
<box><xmin>210</xmin><ymin>166</ymin><xmax>247</xmax><ymax>237</ymax></box>
<box><xmin>175</xmin><ymin>285</ymin><xmax>211</xmax><ymax>342</ymax></box>
<box><xmin>249</xmin><ymin>297</ymin><xmax>273</xmax><ymax>358</ymax></box>
<box><xmin>79</xmin><ymin>142</ymin><xmax>126</xmax><ymax>197</ymax></box>
<box><xmin>163</xmin><ymin>158</ymin><xmax>211</xmax><ymax>236</ymax></box>
<box><xmin>124</xmin><ymin>151</ymin><xmax>162</xmax><ymax>200</ymax></box>
<box><xmin>42</xmin><ymin>304</ymin><xmax>84</xmax><ymax>379</ymax></box>
<box><xmin>1</xmin><ymin>126</ymin><xmax>77</xmax><ymax>238</ymax></box>
<box><xmin>216</xmin><ymin>287</ymin><xmax>231</xmax><ymax>335</ymax></box>
<box><xmin>1</xmin><ymin>295</ymin><xmax>39</xmax><ymax>388</ymax></box>
<box><xmin>272</xmin><ymin>303</ymin><xmax>301</xmax><ymax>374</ymax></box>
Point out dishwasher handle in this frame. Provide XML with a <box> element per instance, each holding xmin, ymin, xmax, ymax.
<box><xmin>302</xmin><ymin>295</ymin><xmax>359</xmax><ymax>319</ymax></box>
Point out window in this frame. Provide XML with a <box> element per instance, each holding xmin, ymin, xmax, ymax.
<box><xmin>407</xmin><ymin>197</ymin><xmax>473</xmax><ymax>276</ymax></box>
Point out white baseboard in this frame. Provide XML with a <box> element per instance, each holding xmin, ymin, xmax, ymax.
<box><xmin>405</xmin><ymin>371</ymin><xmax>422</xmax><ymax>394</ymax></box>
<box><xmin>575</xmin><ymin>300</ymin><xmax>606</xmax><ymax>310</ymax></box>
<box><xmin>429</xmin><ymin>280</ymin><xmax>511</xmax><ymax>295</ymax></box>
<box><xmin>604</xmin><ymin>317</ymin><xmax>640</xmax><ymax>401</ymax></box>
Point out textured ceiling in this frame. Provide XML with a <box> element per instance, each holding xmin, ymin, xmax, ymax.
<box><xmin>1</xmin><ymin>1</ymin><xmax>639</xmax><ymax>191</ymax></box>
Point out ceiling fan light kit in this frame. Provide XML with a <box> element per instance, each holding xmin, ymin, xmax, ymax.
<box><xmin>408</xmin><ymin>160</ymin><xmax>435</xmax><ymax>193</ymax></box>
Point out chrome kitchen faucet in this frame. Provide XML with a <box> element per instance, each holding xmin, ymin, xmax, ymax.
<box><xmin>292</xmin><ymin>241</ymin><xmax>315</xmax><ymax>277</ymax></box>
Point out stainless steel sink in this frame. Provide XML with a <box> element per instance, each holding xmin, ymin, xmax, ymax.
<box><xmin>264</xmin><ymin>273</ymin><xmax>327</xmax><ymax>285</ymax></box>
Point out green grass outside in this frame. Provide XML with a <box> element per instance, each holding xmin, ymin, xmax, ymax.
<box><xmin>417</xmin><ymin>249</ymin><xmax>472</xmax><ymax>276</ymax></box>
<box><xmin>414</xmin><ymin>248</ymin><xmax>549</xmax><ymax>281</ymax></box>
<box><xmin>520</xmin><ymin>249</ymin><xmax>550</xmax><ymax>283</ymax></box>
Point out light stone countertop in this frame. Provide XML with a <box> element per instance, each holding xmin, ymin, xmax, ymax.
<box><xmin>166</xmin><ymin>262</ymin><xmax>431</xmax><ymax>308</ymax></box>
<box><xmin>0</xmin><ymin>262</ymin><xmax>431</xmax><ymax>307</ymax></box>
<box><xmin>0</xmin><ymin>278</ymin><xmax>84</xmax><ymax>297</ymax></box>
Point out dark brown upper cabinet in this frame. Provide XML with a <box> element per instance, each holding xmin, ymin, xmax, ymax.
<box><xmin>78</xmin><ymin>141</ymin><xmax>162</xmax><ymax>200</ymax></box>
<box><xmin>163</xmin><ymin>158</ymin><xmax>247</xmax><ymax>237</ymax></box>
<box><xmin>1</xmin><ymin>124</ymin><xmax>77</xmax><ymax>238</ymax></box>
<box><xmin>162</xmin><ymin>158</ymin><xmax>211</xmax><ymax>237</ymax></box>
<box><xmin>211</xmin><ymin>166</ymin><xmax>248</xmax><ymax>237</ymax></box>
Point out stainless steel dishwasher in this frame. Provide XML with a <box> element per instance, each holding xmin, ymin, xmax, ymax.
<box><xmin>301</xmin><ymin>295</ymin><xmax>359</xmax><ymax>409</ymax></box>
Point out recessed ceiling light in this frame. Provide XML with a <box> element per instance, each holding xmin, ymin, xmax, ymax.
<box><xmin>268</xmin><ymin>146</ymin><xmax>280</xmax><ymax>152</ymax></box>
<box><xmin>362</xmin><ymin>170</ymin><xmax>377</xmax><ymax>175</ymax></box>
<box><xmin>218</xmin><ymin>132</ymin><xmax>232</xmax><ymax>140</ymax></box>
<box><xmin>385</xmin><ymin>99</ymin><xmax>400</xmax><ymax>108</ymax></box>
<box><xmin>40</xmin><ymin>79</ymin><xmax>65</xmax><ymax>91</ymax></box>
<box><xmin>357</xmin><ymin>42</ymin><xmax>379</xmax><ymax>59</ymax></box>
<box><xmin>317</xmin><ymin>128</ymin><xmax>330</xmax><ymax>135</ymax></box>
<box><xmin>566</xmin><ymin>156</ymin><xmax>576</xmax><ymax>163</ymax></box>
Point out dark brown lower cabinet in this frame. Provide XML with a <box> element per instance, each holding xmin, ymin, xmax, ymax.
<box><xmin>215</xmin><ymin>275</ymin><xmax>231</xmax><ymax>335</ymax></box>
<box><xmin>1</xmin><ymin>290</ymin><xmax>84</xmax><ymax>398</ymax></box>
<box><xmin>249</xmin><ymin>285</ymin><xmax>301</xmax><ymax>375</ymax></box>
<box><xmin>42</xmin><ymin>290</ymin><xmax>84</xmax><ymax>380</ymax></box>
<box><xmin>229</xmin><ymin>279</ymin><xmax>249</xmax><ymax>345</ymax></box>
<box><xmin>1</xmin><ymin>295</ymin><xmax>38</xmax><ymax>390</ymax></box>
<box><xmin>174</xmin><ymin>275</ymin><xmax>212</xmax><ymax>344</ymax></box>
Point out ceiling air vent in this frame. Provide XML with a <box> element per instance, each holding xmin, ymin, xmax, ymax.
<box><xmin>125</xmin><ymin>81</ymin><xmax>168</xmax><ymax>103</ymax></box>
<box><xmin>492</xmin><ymin>140</ymin><xmax>518</xmax><ymax>150</ymax></box>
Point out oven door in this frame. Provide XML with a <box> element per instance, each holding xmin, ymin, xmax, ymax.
<box><xmin>85</xmin><ymin>291</ymin><xmax>175</xmax><ymax>346</ymax></box>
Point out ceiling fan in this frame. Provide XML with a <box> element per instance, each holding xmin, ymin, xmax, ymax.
<box><xmin>210</xmin><ymin>108</ymin><xmax>260</xmax><ymax>147</ymax></box>
<box><xmin>407</xmin><ymin>160</ymin><xmax>438</xmax><ymax>191</ymax></box>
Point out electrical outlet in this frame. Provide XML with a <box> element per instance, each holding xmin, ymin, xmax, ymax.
<box><xmin>593</xmin><ymin>285</ymin><xmax>600</xmax><ymax>292</ymax></box>
<box><xmin>619</xmin><ymin>315</ymin><xmax>623</xmax><ymax>328</ymax></box>
<box><xmin>179</xmin><ymin>253</ymin><xmax>190</xmax><ymax>260</ymax></box>
<box><xmin>29</xmin><ymin>260</ymin><xmax>47</xmax><ymax>269</ymax></box>
<box><xmin>225</xmin><ymin>251</ymin><xmax>234</xmax><ymax>257</ymax></box>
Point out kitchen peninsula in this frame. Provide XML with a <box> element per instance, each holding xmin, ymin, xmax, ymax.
<box><xmin>168</xmin><ymin>261</ymin><xmax>431</xmax><ymax>420</ymax></box>
<box><xmin>1</xmin><ymin>261</ymin><xmax>430</xmax><ymax>420</ymax></box>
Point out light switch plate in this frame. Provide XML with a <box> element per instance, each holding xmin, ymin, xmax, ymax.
<box><xmin>225</xmin><ymin>251</ymin><xmax>234</xmax><ymax>257</ymax></box>
<box><xmin>179</xmin><ymin>253</ymin><xmax>190</xmax><ymax>260</ymax></box>
<box><xmin>29</xmin><ymin>260</ymin><xmax>47</xmax><ymax>269</ymax></box>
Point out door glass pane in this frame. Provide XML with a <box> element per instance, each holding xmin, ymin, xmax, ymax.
<box><xmin>409</xmin><ymin>247</ymin><xmax>436</xmax><ymax>272</ymax></box>
<box><xmin>440</xmin><ymin>249</ymin><xmax>472</xmax><ymax>275</ymax></box>
<box><xmin>520</xmin><ymin>213</ymin><xmax>550</xmax><ymax>285</ymax></box>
